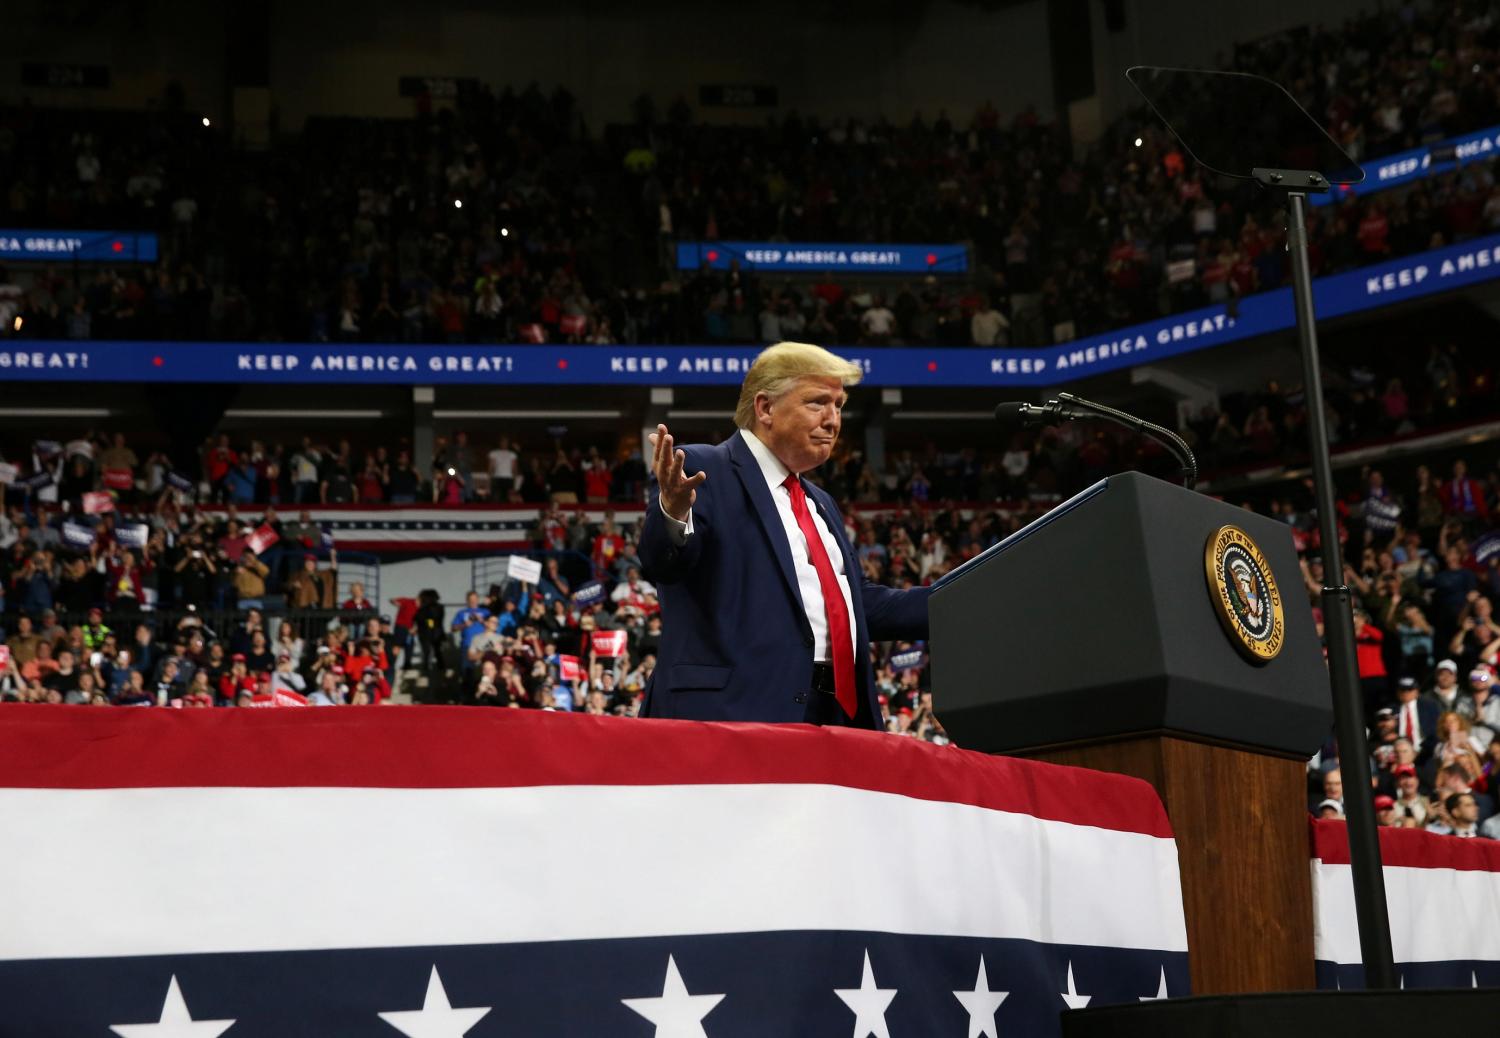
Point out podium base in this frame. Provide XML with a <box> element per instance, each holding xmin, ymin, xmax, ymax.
<box><xmin>1016</xmin><ymin>733</ymin><xmax>1313</xmax><ymax>993</ymax></box>
<box><xmin>1062</xmin><ymin>990</ymin><xmax>1500</xmax><ymax>1036</ymax></box>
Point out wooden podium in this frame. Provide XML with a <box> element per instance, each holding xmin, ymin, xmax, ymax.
<box><xmin>930</xmin><ymin>473</ymin><xmax>1330</xmax><ymax>995</ymax></box>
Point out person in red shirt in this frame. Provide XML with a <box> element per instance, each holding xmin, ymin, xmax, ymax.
<box><xmin>583</xmin><ymin>450</ymin><xmax>613</xmax><ymax>503</ymax></box>
<box><xmin>1357</xmin><ymin>203</ymin><xmax>1390</xmax><ymax>257</ymax></box>
<box><xmin>218</xmin><ymin>520</ymin><xmax>250</xmax><ymax>563</ymax></box>
<box><xmin>203</xmin><ymin>434</ymin><xmax>239</xmax><ymax>492</ymax></box>
<box><xmin>1441</xmin><ymin>459</ymin><xmax>1490</xmax><ymax>523</ymax></box>
<box><xmin>1354</xmin><ymin>609</ymin><xmax>1389</xmax><ymax>716</ymax></box>
<box><xmin>341</xmin><ymin>639</ymin><xmax>384</xmax><ymax>684</ymax></box>
<box><xmin>341</xmin><ymin>581</ymin><xmax>374</xmax><ymax>612</ymax></box>
<box><xmin>591</xmin><ymin>519</ymin><xmax>625</xmax><ymax>575</ymax></box>
<box><xmin>218</xmin><ymin>655</ymin><xmax>257</xmax><ymax>704</ymax></box>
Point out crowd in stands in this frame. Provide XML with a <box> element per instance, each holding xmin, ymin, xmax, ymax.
<box><xmin>4</xmin><ymin>1</ymin><xmax>1500</xmax><ymax>350</ymax></box>
<box><xmin>0</xmin><ymin>470</ymin><xmax>942</xmax><ymax>737</ymax></box>
<box><xmin>4</xmin><ymin>417</ymin><xmax>1500</xmax><ymax>815</ymax></box>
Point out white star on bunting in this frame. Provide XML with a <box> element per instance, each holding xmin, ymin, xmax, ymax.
<box><xmin>1138</xmin><ymin>967</ymin><xmax>1170</xmax><ymax>1002</ymax></box>
<box><xmin>952</xmin><ymin>955</ymin><xmax>1008</xmax><ymax>1038</ymax></box>
<box><xmin>621</xmin><ymin>955</ymin><xmax>725</xmax><ymax>1038</ymax></box>
<box><xmin>1059</xmin><ymin>961</ymin><xmax>1091</xmax><ymax>1009</ymax></box>
<box><xmin>377</xmin><ymin>966</ymin><xmax>491</xmax><ymax>1037</ymax></box>
<box><xmin>834</xmin><ymin>949</ymin><xmax>898</xmax><ymax>1038</ymax></box>
<box><xmin>109</xmin><ymin>976</ymin><xmax>235</xmax><ymax>1038</ymax></box>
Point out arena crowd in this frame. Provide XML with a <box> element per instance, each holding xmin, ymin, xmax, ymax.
<box><xmin>3</xmin><ymin>1</ymin><xmax>1500</xmax><ymax>351</ymax></box>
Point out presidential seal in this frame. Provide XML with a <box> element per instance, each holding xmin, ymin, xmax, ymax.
<box><xmin>1204</xmin><ymin>525</ymin><xmax>1285</xmax><ymax>663</ymax></box>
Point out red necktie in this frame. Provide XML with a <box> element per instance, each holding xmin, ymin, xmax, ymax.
<box><xmin>783</xmin><ymin>474</ymin><xmax>857</xmax><ymax>719</ymax></box>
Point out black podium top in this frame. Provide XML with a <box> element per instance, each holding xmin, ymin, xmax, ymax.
<box><xmin>931</xmin><ymin>472</ymin><xmax>1330</xmax><ymax>757</ymax></box>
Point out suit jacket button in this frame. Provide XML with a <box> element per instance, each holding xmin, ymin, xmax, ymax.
<box><xmin>793</xmin><ymin>692</ymin><xmax>807</xmax><ymax>704</ymax></box>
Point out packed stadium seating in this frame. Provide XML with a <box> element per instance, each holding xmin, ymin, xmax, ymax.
<box><xmin>4</xmin><ymin>0</ymin><xmax>1500</xmax><ymax>350</ymax></box>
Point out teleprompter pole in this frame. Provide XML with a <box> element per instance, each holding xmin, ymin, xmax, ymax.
<box><xmin>1285</xmin><ymin>190</ymin><xmax>1396</xmax><ymax>989</ymax></box>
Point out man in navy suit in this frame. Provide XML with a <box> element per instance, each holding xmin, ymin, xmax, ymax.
<box><xmin>638</xmin><ymin>341</ymin><xmax>930</xmax><ymax>728</ymax></box>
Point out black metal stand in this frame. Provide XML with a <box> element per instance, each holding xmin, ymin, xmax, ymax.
<box><xmin>1276</xmin><ymin>178</ymin><xmax>1396</xmax><ymax>989</ymax></box>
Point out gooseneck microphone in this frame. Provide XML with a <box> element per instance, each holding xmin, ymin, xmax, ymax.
<box><xmin>994</xmin><ymin>391</ymin><xmax>1198</xmax><ymax>487</ymax></box>
<box><xmin>993</xmin><ymin>400</ymin><xmax>1085</xmax><ymax>426</ymax></box>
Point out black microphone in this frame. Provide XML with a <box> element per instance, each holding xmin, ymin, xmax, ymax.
<box><xmin>993</xmin><ymin>400</ymin><xmax>1083</xmax><ymax>427</ymax></box>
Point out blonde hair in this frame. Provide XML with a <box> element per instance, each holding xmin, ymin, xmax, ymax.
<box><xmin>734</xmin><ymin>341</ymin><xmax>863</xmax><ymax>430</ymax></box>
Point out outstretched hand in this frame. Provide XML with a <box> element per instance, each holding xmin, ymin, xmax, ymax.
<box><xmin>648</xmin><ymin>423</ymin><xmax>707</xmax><ymax>522</ymax></box>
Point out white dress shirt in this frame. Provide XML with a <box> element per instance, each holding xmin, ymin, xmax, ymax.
<box><xmin>662</xmin><ymin>428</ymin><xmax>858</xmax><ymax>663</ymax></box>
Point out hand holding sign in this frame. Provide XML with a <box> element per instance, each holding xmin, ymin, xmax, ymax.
<box><xmin>648</xmin><ymin>423</ymin><xmax>706</xmax><ymax>523</ymax></box>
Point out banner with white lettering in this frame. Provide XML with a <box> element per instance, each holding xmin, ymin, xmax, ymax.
<box><xmin>4</xmin><ymin>235</ymin><xmax>1500</xmax><ymax>388</ymax></box>
<box><xmin>247</xmin><ymin>524</ymin><xmax>279</xmax><ymax>556</ymax></box>
<box><xmin>1312</xmin><ymin>123</ymin><xmax>1500</xmax><ymax>207</ymax></box>
<box><xmin>116</xmin><ymin>523</ymin><xmax>149</xmax><ymax>550</ymax></box>
<box><xmin>82</xmin><ymin>491</ymin><xmax>114</xmax><ymax>515</ymax></box>
<box><xmin>890</xmin><ymin>649</ymin><xmax>927</xmax><ymax>672</ymax></box>
<box><xmin>62</xmin><ymin>521</ymin><xmax>96</xmax><ymax>549</ymax></box>
<box><xmin>676</xmin><ymin>241</ymin><xmax>969</xmax><ymax>274</ymax></box>
<box><xmin>0</xmin><ymin>462</ymin><xmax>17</xmax><ymax>485</ymax></box>
<box><xmin>591</xmin><ymin>630</ymin><xmax>628</xmax><ymax>658</ymax></box>
<box><xmin>507</xmin><ymin>555</ymin><xmax>543</xmax><ymax>584</ymax></box>
<box><xmin>0</xmin><ymin>229</ymin><xmax>158</xmax><ymax>262</ymax></box>
<box><xmin>571</xmin><ymin>581</ymin><xmax>606</xmax><ymax>606</ymax></box>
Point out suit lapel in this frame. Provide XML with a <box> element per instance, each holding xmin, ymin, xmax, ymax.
<box><xmin>728</xmin><ymin>434</ymin><xmax>809</xmax><ymax>632</ymax></box>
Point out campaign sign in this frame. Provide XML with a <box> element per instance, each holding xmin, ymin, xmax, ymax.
<box><xmin>571</xmin><ymin>581</ymin><xmax>605</xmax><ymax>606</ymax></box>
<box><xmin>0</xmin><ymin>462</ymin><xmax>17</xmax><ymax>485</ymax></box>
<box><xmin>101</xmin><ymin>468</ymin><xmax>133</xmax><ymax>491</ymax></box>
<box><xmin>676</xmin><ymin>240</ymin><xmax>969</xmax><ymax>274</ymax></box>
<box><xmin>62</xmin><ymin>521</ymin><xmax>96</xmax><ymax>548</ymax></box>
<box><xmin>165</xmin><ymin>471</ymin><xmax>195</xmax><ymax>493</ymax></box>
<box><xmin>82</xmin><ymin>491</ymin><xmax>114</xmax><ymax>515</ymax></box>
<box><xmin>558</xmin><ymin>655</ymin><xmax>582</xmax><ymax>681</ymax></box>
<box><xmin>590</xmin><ymin>630</ymin><xmax>628</xmax><ymax>658</ymax></box>
<box><xmin>116</xmin><ymin>523</ymin><xmax>149</xmax><ymax>550</ymax></box>
<box><xmin>507</xmin><ymin>555</ymin><xmax>543</xmax><ymax>584</ymax></box>
<box><xmin>247</xmin><ymin>524</ymin><xmax>279</xmax><ymax>555</ymax></box>
<box><xmin>0</xmin><ymin>645</ymin><xmax>10</xmax><ymax>671</ymax></box>
<box><xmin>1475</xmin><ymin>531</ymin><xmax>1500</xmax><ymax>565</ymax></box>
<box><xmin>890</xmin><ymin>649</ymin><xmax>926</xmax><ymax>672</ymax></box>
<box><xmin>16</xmin><ymin>471</ymin><xmax>53</xmax><ymax>492</ymax></box>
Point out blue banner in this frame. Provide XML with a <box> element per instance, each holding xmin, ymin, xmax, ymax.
<box><xmin>676</xmin><ymin>240</ymin><xmax>969</xmax><ymax>274</ymax></box>
<box><xmin>890</xmin><ymin>649</ymin><xmax>926</xmax><ymax>672</ymax></box>
<box><xmin>0</xmin><ymin>229</ymin><xmax>159</xmax><ymax>262</ymax></box>
<box><xmin>572</xmin><ymin>581</ymin><xmax>606</xmax><ymax>606</ymax></box>
<box><xmin>117</xmin><ymin>523</ymin><xmax>149</xmax><ymax>549</ymax></box>
<box><xmin>1312</xmin><ymin>124</ymin><xmax>1500</xmax><ymax>207</ymax></box>
<box><xmin>3</xmin><ymin>235</ymin><xmax>1498</xmax><ymax>387</ymax></box>
<box><xmin>62</xmin><ymin>521</ymin><xmax>95</xmax><ymax>549</ymax></box>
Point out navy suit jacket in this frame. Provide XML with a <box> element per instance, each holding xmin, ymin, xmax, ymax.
<box><xmin>638</xmin><ymin>433</ymin><xmax>930</xmax><ymax>728</ymax></box>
